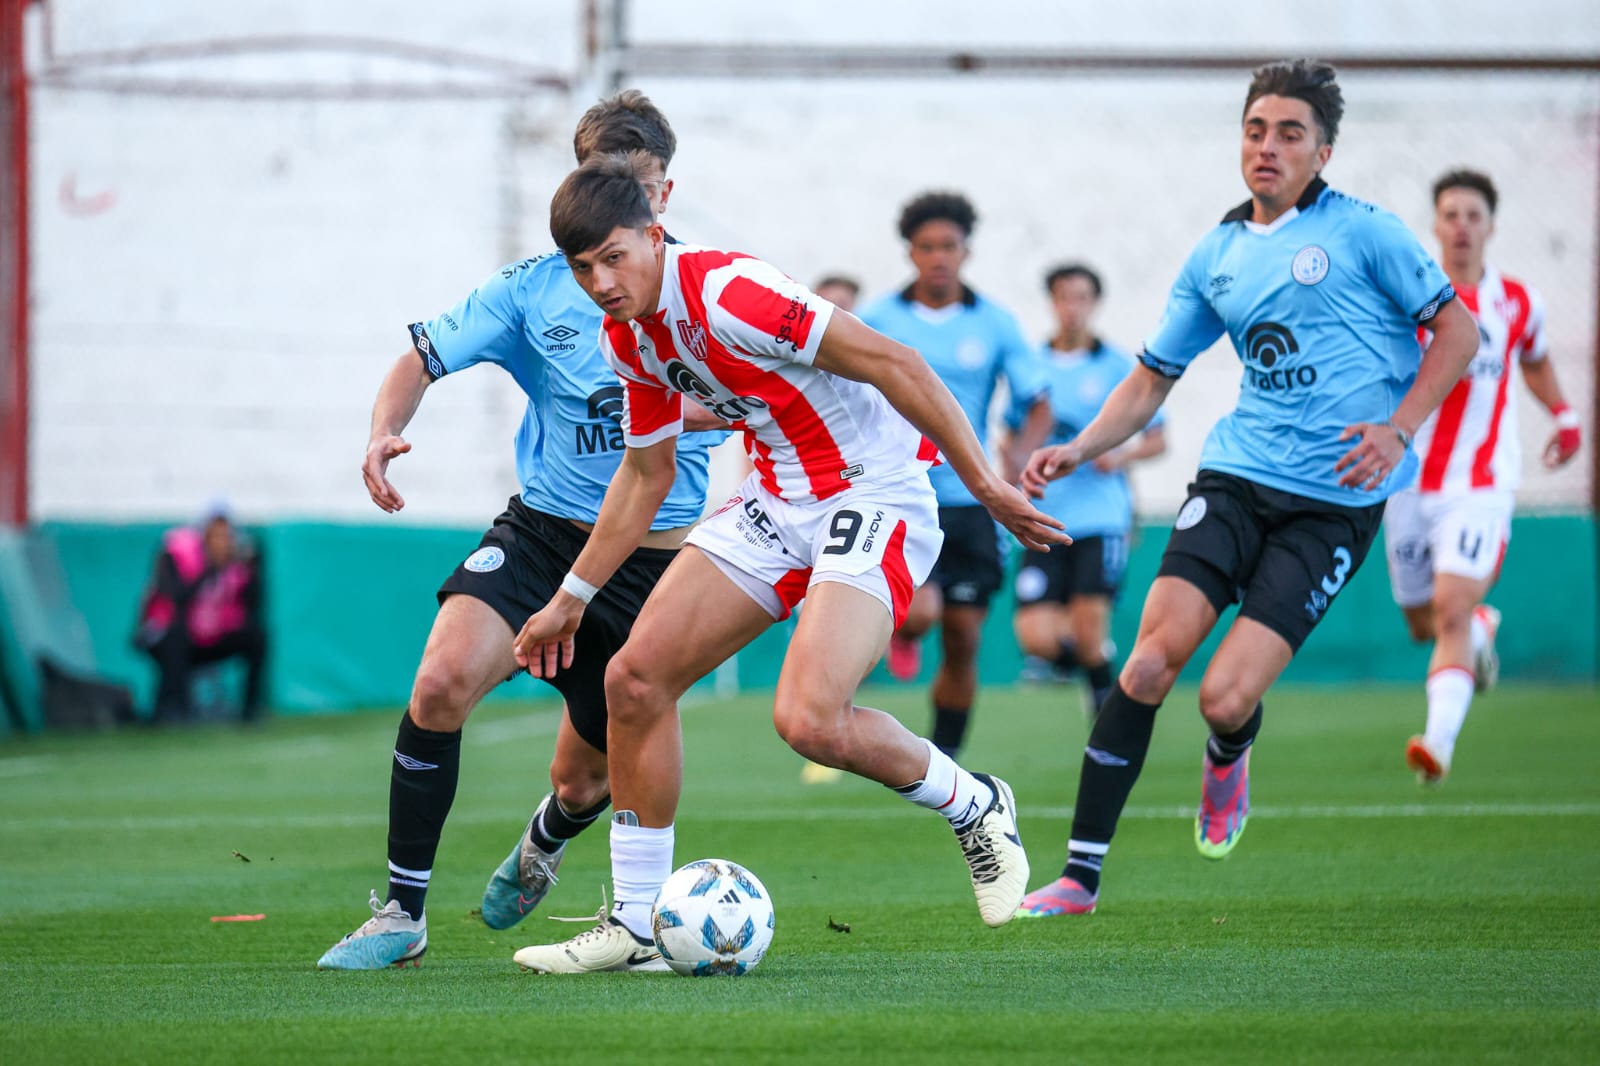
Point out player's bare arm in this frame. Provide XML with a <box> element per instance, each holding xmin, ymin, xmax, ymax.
<box><xmin>1518</xmin><ymin>355</ymin><xmax>1583</xmax><ymax>468</ymax></box>
<box><xmin>812</xmin><ymin>311</ymin><xmax>1068</xmax><ymax>554</ymax></box>
<box><xmin>1336</xmin><ymin>297</ymin><xmax>1476</xmax><ymax>490</ymax></box>
<box><xmin>1093</xmin><ymin>421</ymin><xmax>1168</xmax><ymax>473</ymax></box>
<box><xmin>512</xmin><ymin>435</ymin><xmax>678</xmax><ymax>678</ymax></box>
<box><xmin>1000</xmin><ymin>396</ymin><xmax>1054</xmax><ymax>484</ymax></box>
<box><xmin>362</xmin><ymin>349</ymin><xmax>434</xmax><ymax>513</ymax></box>
<box><xmin>1021</xmin><ymin>363</ymin><xmax>1174</xmax><ymax>496</ymax></box>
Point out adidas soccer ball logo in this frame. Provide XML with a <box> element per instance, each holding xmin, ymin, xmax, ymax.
<box><xmin>651</xmin><ymin>859</ymin><xmax>775</xmax><ymax>977</ymax></box>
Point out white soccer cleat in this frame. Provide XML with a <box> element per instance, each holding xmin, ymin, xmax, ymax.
<box><xmin>955</xmin><ymin>773</ymin><xmax>1029</xmax><ymax>927</ymax></box>
<box><xmin>512</xmin><ymin>906</ymin><xmax>669</xmax><ymax>974</ymax></box>
<box><xmin>316</xmin><ymin>891</ymin><xmax>427</xmax><ymax>970</ymax></box>
<box><xmin>1405</xmin><ymin>735</ymin><xmax>1450</xmax><ymax>786</ymax></box>
<box><xmin>1472</xmin><ymin>604</ymin><xmax>1501</xmax><ymax>693</ymax></box>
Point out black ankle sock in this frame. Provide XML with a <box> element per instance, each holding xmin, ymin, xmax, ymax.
<box><xmin>386</xmin><ymin>711</ymin><xmax>462</xmax><ymax>920</ymax></box>
<box><xmin>1206</xmin><ymin>702</ymin><xmax>1263</xmax><ymax>766</ymax></box>
<box><xmin>1053</xmin><ymin>641</ymin><xmax>1082</xmax><ymax>676</ymax></box>
<box><xmin>1066</xmin><ymin>681</ymin><xmax>1161</xmax><ymax>894</ymax></box>
<box><xmin>1085</xmin><ymin>661</ymin><xmax>1114</xmax><ymax>718</ymax></box>
<box><xmin>527</xmin><ymin>792</ymin><xmax>611</xmax><ymax>853</ymax></box>
<box><xmin>930</xmin><ymin>704</ymin><xmax>970</xmax><ymax>757</ymax></box>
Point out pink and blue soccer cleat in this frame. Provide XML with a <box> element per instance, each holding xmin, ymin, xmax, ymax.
<box><xmin>1016</xmin><ymin>876</ymin><xmax>1098</xmax><ymax>917</ymax></box>
<box><xmin>1194</xmin><ymin>748</ymin><xmax>1250</xmax><ymax>860</ymax></box>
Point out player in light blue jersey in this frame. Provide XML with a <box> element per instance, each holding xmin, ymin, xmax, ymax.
<box><xmin>320</xmin><ymin>91</ymin><xmax>724</xmax><ymax>971</ymax></box>
<box><xmin>859</xmin><ymin>191</ymin><xmax>1050</xmax><ymax>758</ymax></box>
<box><xmin>1007</xmin><ymin>264</ymin><xmax>1165</xmax><ymax>718</ymax></box>
<box><xmin>1016</xmin><ymin>60</ymin><xmax>1478</xmax><ymax>917</ymax></box>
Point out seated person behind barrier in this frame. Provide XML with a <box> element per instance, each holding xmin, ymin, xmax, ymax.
<box><xmin>133</xmin><ymin>502</ymin><xmax>267</xmax><ymax>722</ymax></box>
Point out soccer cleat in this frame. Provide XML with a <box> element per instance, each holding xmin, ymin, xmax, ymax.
<box><xmin>481</xmin><ymin>813</ymin><xmax>567</xmax><ymax>931</ymax></box>
<box><xmin>955</xmin><ymin>773</ymin><xmax>1029</xmax><ymax>927</ymax></box>
<box><xmin>316</xmin><ymin>891</ymin><xmax>427</xmax><ymax>970</ymax></box>
<box><xmin>1472</xmin><ymin>604</ymin><xmax>1501</xmax><ymax>693</ymax></box>
<box><xmin>1194</xmin><ymin>748</ymin><xmax>1250</xmax><ymax>860</ymax></box>
<box><xmin>886</xmin><ymin>634</ymin><xmax>922</xmax><ymax>681</ymax></box>
<box><xmin>1405</xmin><ymin>734</ymin><xmax>1449</xmax><ymax>786</ymax></box>
<box><xmin>512</xmin><ymin>908</ymin><xmax>670</xmax><ymax>974</ymax></box>
<box><xmin>799</xmin><ymin>759</ymin><xmax>843</xmax><ymax>785</ymax></box>
<box><xmin>1016</xmin><ymin>876</ymin><xmax>1098</xmax><ymax>917</ymax></box>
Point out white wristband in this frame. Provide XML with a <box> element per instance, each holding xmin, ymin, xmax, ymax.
<box><xmin>560</xmin><ymin>572</ymin><xmax>599</xmax><ymax>605</ymax></box>
<box><xmin>1554</xmin><ymin>407</ymin><xmax>1580</xmax><ymax>430</ymax></box>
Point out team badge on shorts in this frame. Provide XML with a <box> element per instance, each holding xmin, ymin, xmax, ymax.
<box><xmin>464</xmin><ymin>546</ymin><xmax>506</xmax><ymax>573</ymax></box>
<box><xmin>1175</xmin><ymin>496</ymin><xmax>1207</xmax><ymax>530</ymax></box>
<box><xmin>1291</xmin><ymin>245</ymin><xmax>1330</xmax><ymax>286</ymax></box>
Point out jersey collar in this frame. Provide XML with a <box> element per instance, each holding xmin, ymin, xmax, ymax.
<box><xmin>1220</xmin><ymin>176</ymin><xmax>1328</xmax><ymax>225</ymax></box>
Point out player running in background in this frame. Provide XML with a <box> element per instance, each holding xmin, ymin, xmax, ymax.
<box><xmin>1007</xmin><ymin>264</ymin><xmax>1165</xmax><ymax>717</ymax></box>
<box><xmin>317</xmin><ymin>92</ymin><xmax>725</xmax><ymax>970</ymax></box>
<box><xmin>1384</xmin><ymin>168</ymin><xmax>1583</xmax><ymax>785</ymax></box>
<box><xmin>1017</xmin><ymin>59</ymin><xmax>1478</xmax><ymax>917</ymax></box>
<box><xmin>507</xmin><ymin>153</ymin><xmax>1068</xmax><ymax>972</ymax></box>
<box><xmin>859</xmin><ymin>192</ymin><xmax>1050</xmax><ymax>758</ymax></box>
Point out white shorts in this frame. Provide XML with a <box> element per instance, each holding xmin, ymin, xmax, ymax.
<box><xmin>1382</xmin><ymin>487</ymin><xmax>1512</xmax><ymax>608</ymax></box>
<box><xmin>686</xmin><ymin>472</ymin><xmax>943</xmax><ymax>625</ymax></box>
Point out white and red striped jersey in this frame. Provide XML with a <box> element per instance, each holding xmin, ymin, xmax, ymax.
<box><xmin>600</xmin><ymin>243</ymin><xmax>940</xmax><ymax>505</ymax></box>
<box><xmin>1414</xmin><ymin>264</ymin><xmax>1547</xmax><ymax>495</ymax></box>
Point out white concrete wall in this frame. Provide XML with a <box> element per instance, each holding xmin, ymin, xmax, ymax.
<box><xmin>25</xmin><ymin>0</ymin><xmax>1599</xmax><ymax>524</ymax></box>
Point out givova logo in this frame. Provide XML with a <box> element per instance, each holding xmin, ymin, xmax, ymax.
<box><xmin>1242</xmin><ymin>322</ymin><xmax>1317</xmax><ymax>392</ymax></box>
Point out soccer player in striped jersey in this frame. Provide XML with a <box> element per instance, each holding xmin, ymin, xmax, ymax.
<box><xmin>1018</xmin><ymin>59</ymin><xmax>1478</xmax><ymax>917</ymax></box>
<box><xmin>317</xmin><ymin>93</ymin><xmax>726</xmax><ymax>971</ymax></box>
<box><xmin>1383</xmin><ymin>168</ymin><xmax>1583</xmax><ymax>785</ymax></box>
<box><xmin>859</xmin><ymin>192</ymin><xmax>1050</xmax><ymax>758</ymax></box>
<box><xmin>507</xmin><ymin>152</ymin><xmax>1069</xmax><ymax>972</ymax></box>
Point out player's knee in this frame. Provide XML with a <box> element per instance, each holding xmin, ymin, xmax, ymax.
<box><xmin>1197</xmin><ymin>679</ymin><xmax>1255</xmax><ymax>733</ymax></box>
<box><xmin>550</xmin><ymin>760</ymin><xmax>609</xmax><ymax>812</ymax></box>
<box><xmin>603</xmin><ymin>652</ymin><xmax>658</xmax><ymax>727</ymax></box>
<box><xmin>408</xmin><ymin>660</ymin><xmax>474</xmax><ymax>731</ymax></box>
<box><xmin>1403</xmin><ymin>613</ymin><xmax>1434</xmax><ymax>643</ymax></box>
<box><xmin>772</xmin><ymin>705</ymin><xmax>843</xmax><ymax>765</ymax></box>
<box><xmin>1430</xmin><ymin>593</ymin><xmax>1475</xmax><ymax>637</ymax></box>
<box><xmin>1120</xmin><ymin>641</ymin><xmax>1179</xmax><ymax>702</ymax></box>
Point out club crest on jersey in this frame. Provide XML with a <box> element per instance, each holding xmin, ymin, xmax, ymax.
<box><xmin>677</xmin><ymin>319</ymin><xmax>710</xmax><ymax>361</ymax></box>
<box><xmin>1291</xmin><ymin>244</ymin><xmax>1330</xmax><ymax>286</ymax></box>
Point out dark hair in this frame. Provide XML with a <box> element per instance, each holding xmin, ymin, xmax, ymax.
<box><xmin>573</xmin><ymin>89</ymin><xmax>676</xmax><ymax>167</ymax></box>
<box><xmin>897</xmin><ymin>191</ymin><xmax>977</xmax><ymax>241</ymax></box>
<box><xmin>1432</xmin><ymin>168</ymin><xmax>1498</xmax><ymax>214</ymax></box>
<box><xmin>549</xmin><ymin>151</ymin><xmax>656</xmax><ymax>258</ymax></box>
<box><xmin>1044</xmin><ymin>263</ymin><xmax>1103</xmax><ymax>299</ymax></box>
<box><xmin>1243</xmin><ymin>59</ymin><xmax>1344</xmax><ymax>145</ymax></box>
<box><xmin>814</xmin><ymin>274</ymin><xmax>860</xmax><ymax>297</ymax></box>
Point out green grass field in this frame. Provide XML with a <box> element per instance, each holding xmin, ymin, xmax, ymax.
<box><xmin>3</xmin><ymin>682</ymin><xmax>1597</xmax><ymax>1064</ymax></box>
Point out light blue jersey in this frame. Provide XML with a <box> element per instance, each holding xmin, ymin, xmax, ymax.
<box><xmin>410</xmin><ymin>252</ymin><xmax>722</xmax><ymax>529</ymax></box>
<box><xmin>1008</xmin><ymin>339</ymin><xmax>1163</xmax><ymax>538</ymax></box>
<box><xmin>1140</xmin><ymin>178</ymin><xmax>1454</xmax><ymax>506</ymax></box>
<box><xmin>860</xmin><ymin>285</ymin><xmax>1046</xmax><ymax>507</ymax></box>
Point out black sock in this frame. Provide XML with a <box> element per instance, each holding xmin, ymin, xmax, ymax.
<box><xmin>1065</xmin><ymin>681</ymin><xmax>1161</xmax><ymax>894</ymax></box>
<box><xmin>527</xmin><ymin>792</ymin><xmax>611</xmax><ymax>853</ymax></box>
<box><xmin>1085</xmin><ymin>661</ymin><xmax>1115</xmax><ymax>719</ymax></box>
<box><xmin>930</xmin><ymin>704</ymin><xmax>970</xmax><ymax>758</ymax></box>
<box><xmin>1053</xmin><ymin>641</ymin><xmax>1082</xmax><ymax>677</ymax></box>
<box><xmin>386</xmin><ymin>711</ymin><xmax>462</xmax><ymax>920</ymax></box>
<box><xmin>1206</xmin><ymin>702</ymin><xmax>1263</xmax><ymax>766</ymax></box>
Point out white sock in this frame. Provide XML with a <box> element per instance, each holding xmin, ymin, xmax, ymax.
<box><xmin>610</xmin><ymin>817</ymin><xmax>674</xmax><ymax>941</ymax></box>
<box><xmin>1469</xmin><ymin>612</ymin><xmax>1488</xmax><ymax>657</ymax></box>
<box><xmin>1423</xmin><ymin>666</ymin><xmax>1475</xmax><ymax>764</ymax></box>
<box><xmin>894</xmin><ymin>738</ymin><xmax>994</xmax><ymax>829</ymax></box>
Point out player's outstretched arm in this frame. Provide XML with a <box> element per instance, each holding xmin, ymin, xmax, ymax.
<box><xmin>1021</xmin><ymin>364</ymin><xmax>1174</xmax><ymax>496</ymax></box>
<box><xmin>1337</xmin><ymin>298</ymin><xmax>1476</xmax><ymax>489</ymax></box>
<box><xmin>812</xmin><ymin>313</ymin><xmax>1069</xmax><ymax>554</ymax></box>
<box><xmin>513</xmin><ymin>437</ymin><xmax>678</xmax><ymax>678</ymax></box>
<box><xmin>362</xmin><ymin>349</ymin><xmax>434</xmax><ymax>513</ymax></box>
<box><xmin>1518</xmin><ymin>355</ymin><xmax>1583</xmax><ymax>468</ymax></box>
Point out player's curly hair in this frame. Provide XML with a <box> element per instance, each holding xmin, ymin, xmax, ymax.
<box><xmin>897</xmin><ymin>191</ymin><xmax>977</xmax><ymax>241</ymax></box>
<box><xmin>1243</xmin><ymin>59</ymin><xmax>1344</xmax><ymax>146</ymax></box>
<box><xmin>574</xmin><ymin>89</ymin><xmax>677</xmax><ymax>167</ymax></box>
<box><xmin>550</xmin><ymin>151</ymin><xmax>656</xmax><ymax>258</ymax></box>
<box><xmin>1432</xmin><ymin>168</ymin><xmax>1498</xmax><ymax>215</ymax></box>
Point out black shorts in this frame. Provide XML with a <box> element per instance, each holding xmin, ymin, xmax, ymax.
<box><xmin>1157</xmin><ymin>469</ymin><xmax>1385</xmax><ymax>652</ymax></box>
<box><xmin>437</xmin><ymin>497</ymin><xmax>678</xmax><ymax>751</ymax></box>
<box><xmin>928</xmin><ymin>504</ymin><xmax>1004</xmax><ymax>608</ymax></box>
<box><xmin>1014</xmin><ymin>534</ymin><xmax>1129</xmax><ymax>607</ymax></box>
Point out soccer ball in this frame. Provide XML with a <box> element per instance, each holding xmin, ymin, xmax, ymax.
<box><xmin>651</xmin><ymin>858</ymin><xmax>775</xmax><ymax>976</ymax></box>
